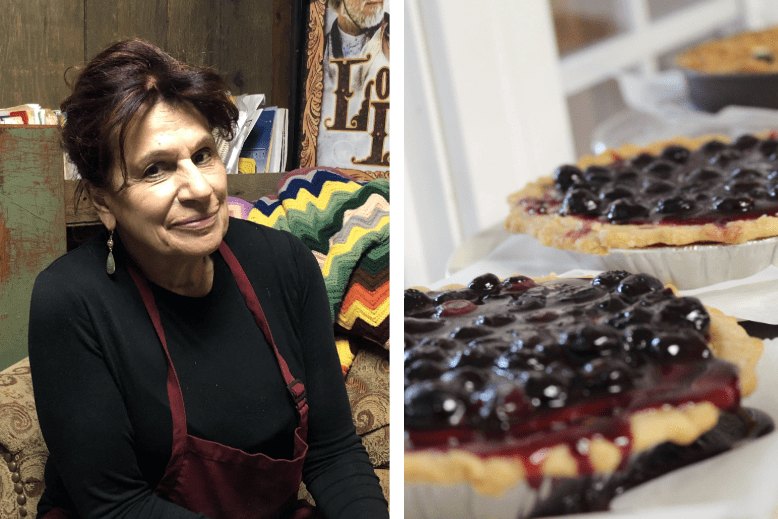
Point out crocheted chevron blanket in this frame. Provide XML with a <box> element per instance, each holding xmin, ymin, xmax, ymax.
<box><xmin>231</xmin><ymin>167</ymin><xmax>389</xmax><ymax>376</ymax></box>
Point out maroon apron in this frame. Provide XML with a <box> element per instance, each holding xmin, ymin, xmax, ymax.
<box><xmin>44</xmin><ymin>241</ymin><xmax>322</xmax><ymax>519</ymax></box>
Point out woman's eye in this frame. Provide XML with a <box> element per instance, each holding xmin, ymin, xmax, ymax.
<box><xmin>193</xmin><ymin>148</ymin><xmax>213</xmax><ymax>165</ymax></box>
<box><xmin>144</xmin><ymin>164</ymin><xmax>161</xmax><ymax>177</ymax></box>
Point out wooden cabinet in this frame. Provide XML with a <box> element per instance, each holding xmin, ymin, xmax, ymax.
<box><xmin>0</xmin><ymin>127</ymin><xmax>65</xmax><ymax>367</ymax></box>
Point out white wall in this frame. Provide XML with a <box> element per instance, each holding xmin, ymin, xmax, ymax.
<box><xmin>404</xmin><ymin>0</ymin><xmax>575</xmax><ymax>287</ymax></box>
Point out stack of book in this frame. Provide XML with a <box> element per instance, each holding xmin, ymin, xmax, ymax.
<box><xmin>238</xmin><ymin>105</ymin><xmax>289</xmax><ymax>174</ymax></box>
<box><xmin>0</xmin><ymin>104</ymin><xmax>60</xmax><ymax>125</ymax></box>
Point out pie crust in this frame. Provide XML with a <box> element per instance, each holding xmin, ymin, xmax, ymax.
<box><xmin>505</xmin><ymin>134</ymin><xmax>778</xmax><ymax>255</ymax></box>
<box><xmin>676</xmin><ymin>25</ymin><xmax>778</xmax><ymax>74</ymax></box>
<box><xmin>404</xmin><ymin>274</ymin><xmax>764</xmax><ymax>496</ymax></box>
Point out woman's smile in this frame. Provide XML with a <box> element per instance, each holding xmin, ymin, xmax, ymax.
<box><xmin>172</xmin><ymin>211</ymin><xmax>219</xmax><ymax>230</ymax></box>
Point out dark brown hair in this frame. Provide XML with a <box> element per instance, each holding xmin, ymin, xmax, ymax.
<box><xmin>61</xmin><ymin>38</ymin><xmax>239</xmax><ymax>191</ymax></box>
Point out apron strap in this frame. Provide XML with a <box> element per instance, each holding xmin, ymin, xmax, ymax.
<box><xmin>127</xmin><ymin>263</ymin><xmax>189</xmax><ymax>459</ymax></box>
<box><xmin>218</xmin><ymin>241</ymin><xmax>309</xmax><ymax>415</ymax></box>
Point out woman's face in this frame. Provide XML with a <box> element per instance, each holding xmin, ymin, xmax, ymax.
<box><xmin>97</xmin><ymin>101</ymin><xmax>229</xmax><ymax>266</ymax></box>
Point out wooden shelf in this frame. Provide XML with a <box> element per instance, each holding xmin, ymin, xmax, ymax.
<box><xmin>65</xmin><ymin>172</ymin><xmax>286</xmax><ymax>226</ymax></box>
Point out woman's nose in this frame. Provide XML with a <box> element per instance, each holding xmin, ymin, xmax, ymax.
<box><xmin>178</xmin><ymin>160</ymin><xmax>214</xmax><ymax>200</ymax></box>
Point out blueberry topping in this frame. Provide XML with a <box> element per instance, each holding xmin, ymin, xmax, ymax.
<box><xmin>501</xmin><ymin>275</ymin><xmax>537</xmax><ymax>291</ymax></box>
<box><xmin>591</xmin><ymin>270</ymin><xmax>631</xmax><ymax>289</ymax></box>
<box><xmin>644</xmin><ymin>160</ymin><xmax>674</xmax><ymax>179</ymax></box>
<box><xmin>630</xmin><ymin>152</ymin><xmax>654</xmax><ymax>168</ymax></box>
<box><xmin>441</xmin><ymin>367</ymin><xmax>490</xmax><ymax>392</ymax></box>
<box><xmin>542</xmin><ymin>134</ymin><xmax>778</xmax><ymax>224</ymax></box>
<box><xmin>712</xmin><ymin>196</ymin><xmax>754</xmax><ymax>213</ymax></box>
<box><xmin>476</xmin><ymin>383</ymin><xmax>533</xmax><ymax>425</ymax></box>
<box><xmin>404</xmin><ymin>271</ymin><xmax>724</xmax><ymax>438</ymax></box>
<box><xmin>607</xmin><ymin>199</ymin><xmax>649</xmax><ymax>223</ymax></box>
<box><xmin>730</xmin><ymin>167</ymin><xmax>763</xmax><ymax>180</ymax></box>
<box><xmin>758</xmin><ymin>139</ymin><xmax>778</xmax><ymax>158</ymax></box>
<box><xmin>616</xmin><ymin>274</ymin><xmax>665</xmax><ymax>298</ymax></box>
<box><xmin>725</xmin><ymin>180</ymin><xmax>764</xmax><ymax>195</ymax></box>
<box><xmin>474</xmin><ymin>313</ymin><xmax>516</xmax><ymax>327</ymax></box>
<box><xmin>600</xmin><ymin>187</ymin><xmax>634</xmax><ymax>202</ymax></box>
<box><xmin>579</xmin><ymin>358</ymin><xmax>635</xmax><ymax>394</ymax></box>
<box><xmin>660</xmin><ymin>145</ymin><xmax>691</xmax><ymax>164</ymax></box>
<box><xmin>405</xmin><ymin>288</ymin><xmax>436</xmax><ymax>316</ymax></box>
<box><xmin>509</xmin><ymin>295</ymin><xmax>547</xmax><ymax>312</ymax></box>
<box><xmin>437</xmin><ymin>299</ymin><xmax>478</xmax><ymax>318</ymax></box>
<box><xmin>405</xmin><ymin>359</ymin><xmax>446</xmax><ymax>381</ymax></box>
<box><xmin>496</xmin><ymin>349</ymin><xmax>545</xmax><ymax>371</ymax></box>
<box><xmin>434</xmin><ymin>289</ymin><xmax>478</xmax><ymax>304</ymax></box>
<box><xmin>521</xmin><ymin>371</ymin><xmax>570</xmax><ymax>409</ymax></box>
<box><xmin>405</xmin><ymin>382</ymin><xmax>467</xmax><ymax>428</ymax></box>
<box><xmin>710</xmin><ymin>148</ymin><xmax>742</xmax><ymax>166</ymax></box>
<box><xmin>606</xmin><ymin>305</ymin><xmax>654</xmax><ymax>329</ymax></box>
<box><xmin>685</xmin><ymin>167</ymin><xmax>723</xmax><ymax>183</ymax></box>
<box><xmin>558</xmin><ymin>325</ymin><xmax>621</xmax><ymax>363</ymax></box>
<box><xmin>562</xmin><ymin>188</ymin><xmax>600</xmax><ymax>216</ymax></box>
<box><xmin>584</xmin><ymin>165</ymin><xmax>612</xmax><ymax>186</ymax></box>
<box><xmin>449</xmin><ymin>345</ymin><xmax>503</xmax><ymax>369</ymax></box>
<box><xmin>405</xmin><ymin>342</ymin><xmax>449</xmax><ymax>364</ymax></box>
<box><xmin>596</xmin><ymin>293</ymin><xmax>630</xmax><ymax>312</ymax></box>
<box><xmin>614</xmin><ymin>169</ymin><xmax>640</xmax><ymax>185</ymax></box>
<box><xmin>450</xmin><ymin>326</ymin><xmax>493</xmax><ymax>340</ymax></box>
<box><xmin>642</xmin><ymin>180</ymin><xmax>674</xmax><ymax>195</ymax></box>
<box><xmin>405</xmin><ymin>317</ymin><xmax>446</xmax><ymax>334</ymax></box>
<box><xmin>699</xmin><ymin>139</ymin><xmax>727</xmax><ymax>155</ymax></box>
<box><xmin>733</xmin><ymin>134</ymin><xmax>759</xmax><ymax>150</ymax></box>
<box><xmin>648</xmin><ymin>332</ymin><xmax>711</xmax><ymax>363</ymax></box>
<box><xmin>653</xmin><ymin>297</ymin><xmax>710</xmax><ymax>333</ymax></box>
<box><xmin>655</xmin><ymin>196</ymin><xmax>695</xmax><ymax>215</ymax></box>
<box><xmin>554</xmin><ymin>164</ymin><xmax>585</xmax><ymax>191</ymax></box>
<box><xmin>468</xmin><ymin>273</ymin><xmax>501</xmax><ymax>295</ymax></box>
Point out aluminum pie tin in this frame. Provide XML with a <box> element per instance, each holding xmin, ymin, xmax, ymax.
<box><xmin>600</xmin><ymin>236</ymin><xmax>778</xmax><ymax>290</ymax></box>
<box><xmin>405</xmin><ymin>481</ymin><xmax>538</xmax><ymax>519</ymax></box>
<box><xmin>681</xmin><ymin>67</ymin><xmax>778</xmax><ymax>113</ymax></box>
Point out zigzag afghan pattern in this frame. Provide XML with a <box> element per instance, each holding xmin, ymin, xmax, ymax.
<box><xmin>338</xmin><ymin>280</ymin><xmax>389</xmax><ymax>327</ymax></box>
<box><xmin>248</xmin><ymin>195</ymin><xmax>290</xmax><ymax>232</ymax></box>
<box><xmin>242</xmin><ymin>167</ymin><xmax>390</xmax><ymax>376</ymax></box>
<box><xmin>284</xmin><ymin>180</ymin><xmax>389</xmax><ymax>255</ymax></box>
<box><xmin>321</xmin><ymin>210</ymin><xmax>389</xmax><ymax>319</ymax></box>
<box><xmin>335</xmin><ymin>337</ymin><xmax>356</xmax><ymax>376</ymax></box>
<box><xmin>334</xmin><ymin>245</ymin><xmax>389</xmax><ymax>346</ymax></box>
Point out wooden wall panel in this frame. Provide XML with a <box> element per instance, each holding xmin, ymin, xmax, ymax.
<box><xmin>0</xmin><ymin>127</ymin><xmax>65</xmax><ymax>369</ymax></box>
<box><xmin>215</xmin><ymin>0</ymin><xmax>275</xmax><ymax>98</ymax></box>
<box><xmin>0</xmin><ymin>0</ymin><xmax>83</xmax><ymax>110</ymax></box>
<box><xmin>85</xmin><ymin>0</ymin><xmax>169</xmax><ymax>59</ymax></box>
<box><xmin>2</xmin><ymin>0</ymin><xmax>286</xmax><ymax>110</ymax></box>
<box><xmin>167</xmin><ymin>0</ymin><xmax>218</xmax><ymax>68</ymax></box>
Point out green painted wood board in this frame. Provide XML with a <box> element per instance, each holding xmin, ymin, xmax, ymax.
<box><xmin>0</xmin><ymin>127</ymin><xmax>66</xmax><ymax>369</ymax></box>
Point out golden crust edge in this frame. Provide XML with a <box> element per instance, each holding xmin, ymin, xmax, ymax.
<box><xmin>404</xmin><ymin>275</ymin><xmax>764</xmax><ymax>495</ymax></box>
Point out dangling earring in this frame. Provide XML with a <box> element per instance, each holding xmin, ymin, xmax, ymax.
<box><xmin>106</xmin><ymin>230</ymin><xmax>116</xmax><ymax>275</ymax></box>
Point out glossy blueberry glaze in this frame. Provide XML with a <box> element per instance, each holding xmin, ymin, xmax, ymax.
<box><xmin>404</xmin><ymin>272</ymin><xmax>752</xmax><ymax>485</ymax></box>
<box><xmin>520</xmin><ymin>134</ymin><xmax>778</xmax><ymax>224</ymax></box>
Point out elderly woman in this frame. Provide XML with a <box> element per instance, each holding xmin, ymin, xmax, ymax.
<box><xmin>27</xmin><ymin>39</ymin><xmax>389</xmax><ymax>519</ymax></box>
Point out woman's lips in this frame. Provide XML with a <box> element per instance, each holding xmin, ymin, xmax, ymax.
<box><xmin>174</xmin><ymin>212</ymin><xmax>218</xmax><ymax>229</ymax></box>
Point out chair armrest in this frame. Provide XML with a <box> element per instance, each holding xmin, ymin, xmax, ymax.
<box><xmin>0</xmin><ymin>358</ymin><xmax>48</xmax><ymax>518</ymax></box>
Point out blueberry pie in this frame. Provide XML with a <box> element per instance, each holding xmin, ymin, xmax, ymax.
<box><xmin>404</xmin><ymin>271</ymin><xmax>769</xmax><ymax>518</ymax></box>
<box><xmin>506</xmin><ymin>133</ymin><xmax>778</xmax><ymax>255</ymax></box>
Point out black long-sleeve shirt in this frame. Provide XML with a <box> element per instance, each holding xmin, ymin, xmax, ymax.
<box><xmin>28</xmin><ymin>218</ymin><xmax>388</xmax><ymax>519</ymax></box>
